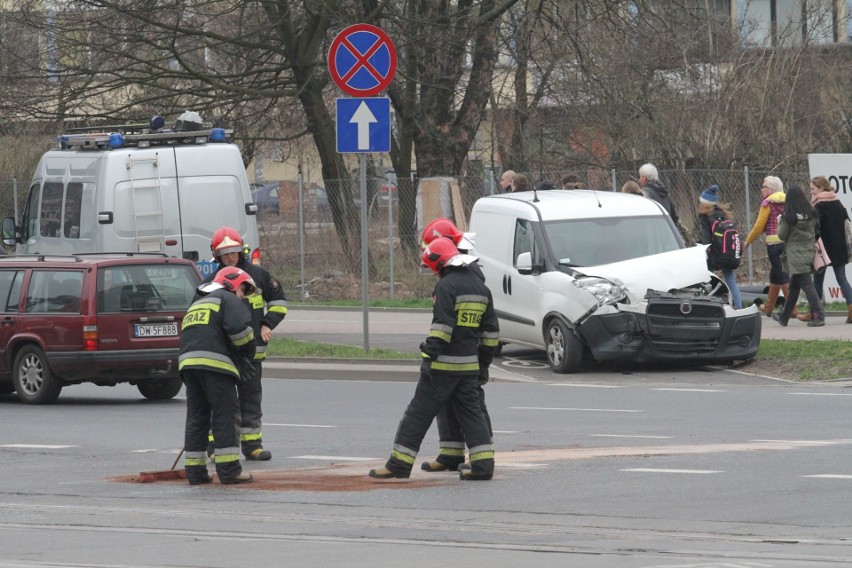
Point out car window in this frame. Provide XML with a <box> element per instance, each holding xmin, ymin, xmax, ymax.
<box><xmin>513</xmin><ymin>219</ymin><xmax>544</xmax><ymax>268</ymax></box>
<box><xmin>40</xmin><ymin>182</ymin><xmax>63</xmax><ymax>238</ymax></box>
<box><xmin>0</xmin><ymin>270</ymin><xmax>23</xmax><ymax>312</ymax></box>
<box><xmin>544</xmin><ymin>215</ymin><xmax>680</xmax><ymax>267</ymax></box>
<box><xmin>97</xmin><ymin>264</ymin><xmax>199</xmax><ymax>313</ymax></box>
<box><xmin>25</xmin><ymin>271</ymin><xmax>83</xmax><ymax>313</ymax></box>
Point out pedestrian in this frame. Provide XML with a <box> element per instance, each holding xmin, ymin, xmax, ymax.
<box><xmin>206</xmin><ymin>226</ymin><xmax>288</xmax><ymax>461</ymax></box>
<box><xmin>696</xmin><ymin>184</ymin><xmax>743</xmax><ymax>309</ymax></box>
<box><xmin>621</xmin><ymin>181</ymin><xmax>644</xmax><ymax>196</ymax></box>
<box><xmin>369</xmin><ymin>238</ymin><xmax>499</xmax><ymax>481</ymax></box>
<box><xmin>511</xmin><ymin>173</ymin><xmax>530</xmax><ymax>192</ymax></box>
<box><xmin>743</xmin><ymin>176</ymin><xmax>792</xmax><ymax>318</ymax></box>
<box><xmin>498</xmin><ymin>170</ymin><xmax>516</xmax><ymax>193</ymax></box>
<box><xmin>536</xmin><ymin>179</ymin><xmax>556</xmax><ymax>191</ymax></box>
<box><xmin>799</xmin><ymin>176</ymin><xmax>852</xmax><ymax>323</ymax></box>
<box><xmin>772</xmin><ymin>185</ymin><xmax>825</xmax><ymax>327</ymax></box>
<box><xmin>418</xmin><ymin>218</ymin><xmax>494</xmax><ymax>473</ymax></box>
<box><xmin>561</xmin><ymin>174</ymin><xmax>582</xmax><ymax>190</ymax></box>
<box><xmin>638</xmin><ymin>163</ymin><xmax>680</xmax><ymax>225</ymax></box>
<box><xmin>180</xmin><ymin>267</ymin><xmax>257</xmax><ymax>485</ymax></box>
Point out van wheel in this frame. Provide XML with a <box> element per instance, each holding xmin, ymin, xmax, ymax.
<box><xmin>545</xmin><ymin>319</ymin><xmax>583</xmax><ymax>374</ymax></box>
<box><xmin>138</xmin><ymin>377</ymin><xmax>183</xmax><ymax>400</ymax></box>
<box><xmin>13</xmin><ymin>345</ymin><xmax>62</xmax><ymax>404</ymax></box>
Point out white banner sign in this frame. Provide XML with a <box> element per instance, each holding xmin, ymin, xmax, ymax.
<box><xmin>806</xmin><ymin>154</ymin><xmax>852</xmax><ymax>302</ymax></box>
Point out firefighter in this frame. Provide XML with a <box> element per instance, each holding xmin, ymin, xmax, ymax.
<box><xmin>418</xmin><ymin>218</ymin><xmax>495</xmax><ymax>473</ymax></box>
<box><xmin>207</xmin><ymin>226</ymin><xmax>288</xmax><ymax>461</ymax></box>
<box><xmin>369</xmin><ymin>238</ymin><xmax>499</xmax><ymax>481</ymax></box>
<box><xmin>180</xmin><ymin>267</ymin><xmax>257</xmax><ymax>485</ymax></box>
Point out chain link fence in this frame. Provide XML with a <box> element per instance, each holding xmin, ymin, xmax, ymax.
<box><xmin>0</xmin><ymin>168</ymin><xmax>811</xmax><ymax>302</ymax></box>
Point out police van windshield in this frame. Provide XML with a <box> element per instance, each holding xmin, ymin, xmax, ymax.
<box><xmin>545</xmin><ymin>215</ymin><xmax>681</xmax><ymax>268</ymax></box>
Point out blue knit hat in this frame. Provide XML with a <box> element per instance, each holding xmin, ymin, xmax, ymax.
<box><xmin>699</xmin><ymin>184</ymin><xmax>719</xmax><ymax>205</ymax></box>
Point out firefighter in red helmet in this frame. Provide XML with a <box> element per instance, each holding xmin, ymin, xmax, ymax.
<box><xmin>418</xmin><ymin>218</ymin><xmax>495</xmax><ymax>473</ymax></box>
<box><xmin>180</xmin><ymin>267</ymin><xmax>257</xmax><ymax>484</ymax></box>
<box><xmin>370</xmin><ymin>238</ymin><xmax>499</xmax><ymax>481</ymax></box>
<box><xmin>207</xmin><ymin>226</ymin><xmax>288</xmax><ymax>461</ymax></box>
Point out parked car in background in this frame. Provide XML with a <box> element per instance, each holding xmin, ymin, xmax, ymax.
<box><xmin>0</xmin><ymin>253</ymin><xmax>200</xmax><ymax>404</ymax></box>
<box><xmin>251</xmin><ymin>181</ymin><xmax>281</xmax><ymax>216</ymax></box>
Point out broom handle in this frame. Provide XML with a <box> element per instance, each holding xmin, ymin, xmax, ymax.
<box><xmin>170</xmin><ymin>448</ymin><xmax>185</xmax><ymax>471</ymax></box>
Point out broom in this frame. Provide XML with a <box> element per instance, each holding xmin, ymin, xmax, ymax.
<box><xmin>137</xmin><ymin>448</ymin><xmax>188</xmax><ymax>483</ymax></box>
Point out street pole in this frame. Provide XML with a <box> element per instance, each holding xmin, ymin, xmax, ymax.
<box><xmin>360</xmin><ymin>154</ymin><xmax>370</xmax><ymax>352</ymax></box>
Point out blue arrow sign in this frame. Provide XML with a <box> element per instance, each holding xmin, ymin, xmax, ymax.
<box><xmin>336</xmin><ymin>97</ymin><xmax>391</xmax><ymax>153</ymax></box>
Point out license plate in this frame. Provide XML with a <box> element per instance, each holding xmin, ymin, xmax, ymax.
<box><xmin>134</xmin><ymin>323</ymin><xmax>178</xmax><ymax>337</ymax></box>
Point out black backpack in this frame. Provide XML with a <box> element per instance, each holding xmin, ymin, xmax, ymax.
<box><xmin>709</xmin><ymin>218</ymin><xmax>741</xmax><ymax>269</ymax></box>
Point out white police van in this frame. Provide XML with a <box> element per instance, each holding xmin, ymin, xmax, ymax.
<box><xmin>467</xmin><ymin>190</ymin><xmax>761</xmax><ymax>373</ymax></box>
<box><xmin>2</xmin><ymin>112</ymin><xmax>260</xmax><ymax>273</ymax></box>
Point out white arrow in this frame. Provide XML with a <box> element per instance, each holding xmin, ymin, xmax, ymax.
<box><xmin>350</xmin><ymin>101</ymin><xmax>378</xmax><ymax>150</ymax></box>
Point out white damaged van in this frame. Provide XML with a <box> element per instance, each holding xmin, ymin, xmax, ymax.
<box><xmin>468</xmin><ymin>190</ymin><xmax>761</xmax><ymax>373</ymax></box>
<box><xmin>3</xmin><ymin>113</ymin><xmax>260</xmax><ymax>264</ymax></box>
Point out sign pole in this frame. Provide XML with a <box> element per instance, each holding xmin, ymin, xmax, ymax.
<box><xmin>360</xmin><ymin>153</ymin><xmax>370</xmax><ymax>353</ymax></box>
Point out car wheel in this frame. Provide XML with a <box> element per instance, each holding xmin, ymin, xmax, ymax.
<box><xmin>137</xmin><ymin>377</ymin><xmax>183</xmax><ymax>400</ymax></box>
<box><xmin>12</xmin><ymin>345</ymin><xmax>62</xmax><ymax>404</ymax></box>
<box><xmin>544</xmin><ymin>318</ymin><xmax>583</xmax><ymax>374</ymax></box>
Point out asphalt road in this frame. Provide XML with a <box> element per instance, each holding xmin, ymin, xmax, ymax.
<box><xmin>2</xmin><ymin>366</ymin><xmax>852</xmax><ymax>566</ymax></box>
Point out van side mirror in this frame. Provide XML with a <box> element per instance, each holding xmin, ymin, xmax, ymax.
<box><xmin>2</xmin><ymin>217</ymin><xmax>17</xmax><ymax>246</ymax></box>
<box><xmin>516</xmin><ymin>251</ymin><xmax>533</xmax><ymax>275</ymax></box>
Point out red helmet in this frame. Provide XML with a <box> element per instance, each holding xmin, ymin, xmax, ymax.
<box><xmin>421</xmin><ymin>237</ymin><xmax>459</xmax><ymax>274</ymax></box>
<box><xmin>213</xmin><ymin>266</ymin><xmax>257</xmax><ymax>295</ymax></box>
<box><xmin>211</xmin><ymin>226</ymin><xmax>244</xmax><ymax>257</ymax></box>
<box><xmin>421</xmin><ymin>218</ymin><xmax>463</xmax><ymax>248</ymax></box>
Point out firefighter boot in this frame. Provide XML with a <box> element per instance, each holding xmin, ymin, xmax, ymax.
<box><xmin>368</xmin><ymin>467</ymin><xmax>411</xmax><ymax>479</ymax></box>
<box><xmin>246</xmin><ymin>448</ymin><xmax>272</xmax><ymax>461</ymax></box>
<box><xmin>458</xmin><ymin>462</ymin><xmax>493</xmax><ymax>481</ymax></box>
<box><xmin>186</xmin><ymin>465</ymin><xmax>213</xmax><ymax>486</ymax></box>
<box><xmin>761</xmin><ymin>284</ymin><xmax>780</xmax><ymax>317</ymax></box>
<box><xmin>220</xmin><ymin>471</ymin><xmax>253</xmax><ymax>485</ymax></box>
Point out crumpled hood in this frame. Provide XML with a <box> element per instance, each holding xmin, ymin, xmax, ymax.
<box><xmin>579</xmin><ymin>246</ymin><xmax>711</xmax><ymax>302</ymax></box>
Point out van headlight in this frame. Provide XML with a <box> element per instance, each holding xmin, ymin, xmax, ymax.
<box><xmin>573</xmin><ymin>277</ymin><xmax>626</xmax><ymax>305</ymax></box>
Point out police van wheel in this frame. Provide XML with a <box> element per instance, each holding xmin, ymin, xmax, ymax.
<box><xmin>13</xmin><ymin>345</ymin><xmax>63</xmax><ymax>404</ymax></box>
<box><xmin>138</xmin><ymin>377</ymin><xmax>183</xmax><ymax>400</ymax></box>
<box><xmin>545</xmin><ymin>319</ymin><xmax>583</xmax><ymax>374</ymax></box>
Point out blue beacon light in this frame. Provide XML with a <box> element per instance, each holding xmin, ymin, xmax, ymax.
<box><xmin>210</xmin><ymin>128</ymin><xmax>226</xmax><ymax>142</ymax></box>
<box><xmin>108</xmin><ymin>133</ymin><xmax>124</xmax><ymax>148</ymax></box>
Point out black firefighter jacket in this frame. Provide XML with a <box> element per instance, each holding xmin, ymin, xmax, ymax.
<box><xmin>207</xmin><ymin>258</ymin><xmax>288</xmax><ymax>361</ymax></box>
<box><xmin>179</xmin><ymin>288</ymin><xmax>256</xmax><ymax>380</ymax></box>
<box><xmin>421</xmin><ymin>264</ymin><xmax>500</xmax><ymax>374</ymax></box>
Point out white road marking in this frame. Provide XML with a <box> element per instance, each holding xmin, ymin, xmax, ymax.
<box><xmin>803</xmin><ymin>474</ymin><xmax>852</xmax><ymax>479</ymax></box>
<box><xmin>621</xmin><ymin>468</ymin><xmax>722</xmax><ymax>474</ymax></box>
<box><xmin>547</xmin><ymin>383</ymin><xmax>622</xmax><ymax>388</ymax></box>
<box><xmin>289</xmin><ymin>455</ymin><xmax>381</xmax><ymax>462</ymax></box>
<box><xmin>265</xmin><ymin>423</ymin><xmax>336</xmax><ymax>428</ymax></box>
<box><xmin>652</xmin><ymin>388</ymin><xmax>725</xmax><ymax>392</ymax></box>
<box><xmin>499</xmin><ymin>463</ymin><xmax>548</xmax><ymax>468</ymax></box>
<box><xmin>787</xmin><ymin>392</ymin><xmax>852</xmax><ymax>396</ymax></box>
<box><xmin>132</xmin><ymin>449</ymin><xmax>180</xmax><ymax>454</ymax></box>
<box><xmin>493</xmin><ymin>430</ymin><xmax>518</xmax><ymax>434</ymax></box>
<box><xmin>590</xmin><ymin>434</ymin><xmax>672</xmax><ymax>439</ymax></box>
<box><xmin>0</xmin><ymin>444</ymin><xmax>77</xmax><ymax>449</ymax></box>
<box><xmin>750</xmin><ymin>439</ymin><xmax>839</xmax><ymax>446</ymax></box>
<box><xmin>509</xmin><ymin>406</ymin><xmax>641</xmax><ymax>413</ymax></box>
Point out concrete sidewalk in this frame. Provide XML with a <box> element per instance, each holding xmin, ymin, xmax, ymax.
<box><xmin>278</xmin><ymin>306</ymin><xmax>852</xmax><ymax>342</ymax></box>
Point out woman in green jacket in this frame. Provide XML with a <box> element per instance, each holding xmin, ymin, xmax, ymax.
<box><xmin>773</xmin><ymin>185</ymin><xmax>824</xmax><ymax>327</ymax></box>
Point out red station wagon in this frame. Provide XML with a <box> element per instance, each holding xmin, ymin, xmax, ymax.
<box><xmin>0</xmin><ymin>253</ymin><xmax>200</xmax><ymax>404</ymax></box>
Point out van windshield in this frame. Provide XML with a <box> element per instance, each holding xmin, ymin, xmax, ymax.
<box><xmin>544</xmin><ymin>215</ymin><xmax>681</xmax><ymax>268</ymax></box>
<box><xmin>97</xmin><ymin>264</ymin><xmax>200</xmax><ymax>313</ymax></box>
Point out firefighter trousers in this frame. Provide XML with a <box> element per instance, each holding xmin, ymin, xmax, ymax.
<box><xmin>237</xmin><ymin>360</ymin><xmax>264</xmax><ymax>455</ymax></box>
<box><xmin>385</xmin><ymin>373</ymin><xmax>494</xmax><ymax>477</ymax></box>
<box><xmin>434</xmin><ymin>385</ymin><xmax>492</xmax><ymax>469</ymax></box>
<box><xmin>183</xmin><ymin>369</ymin><xmax>243</xmax><ymax>482</ymax></box>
